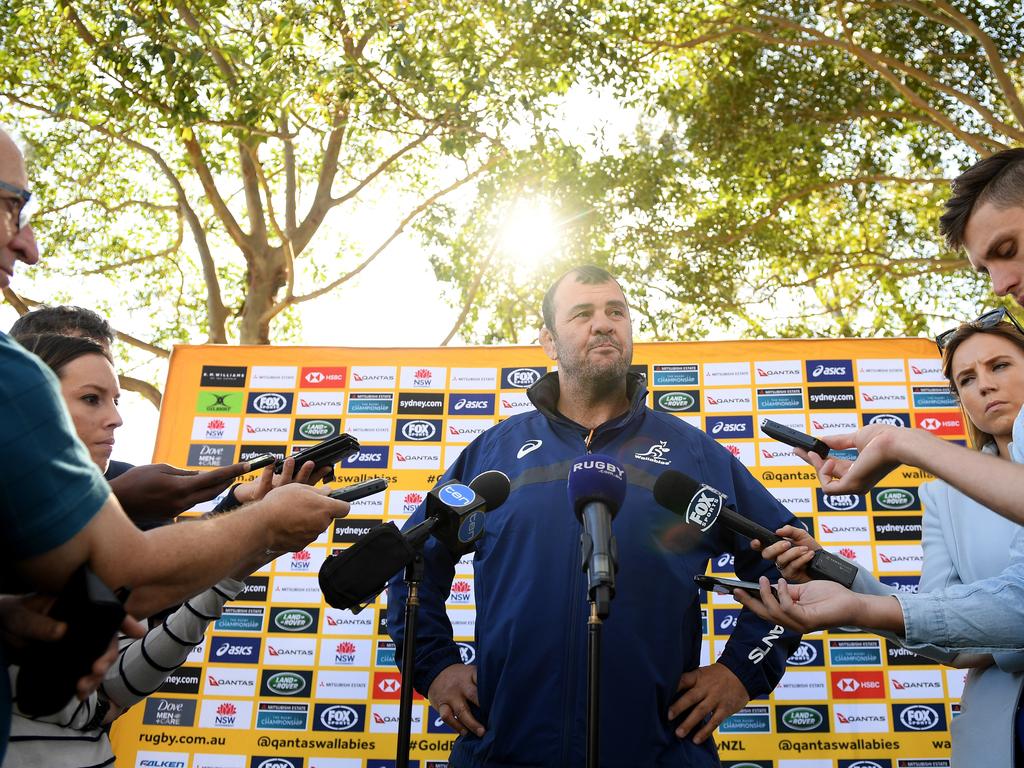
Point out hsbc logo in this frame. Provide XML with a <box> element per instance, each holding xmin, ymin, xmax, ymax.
<box><xmin>301</xmin><ymin>367</ymin><xmax>346</xmax><ymax>388</ymax></box>
<box><xmin>916</xmin><ymin>411</ymin><xmax>963</xmax><ymax>435</ymax></box>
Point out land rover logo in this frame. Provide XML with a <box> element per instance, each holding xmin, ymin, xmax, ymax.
<box><xmin>253</xmin><ymin>393</ymin><xmax>288</xmax><ymax>413</ymax></box>
<box><xmin>274</xmin><ymin>609</ymin><xmax>314</xmax><ymax>632</ymax></box>
<box><xmin>877</xmin><ymin>489</ymin><xmax>914</xmax><ymax>510</ymax></box>
<box><xmin>267</xmin><ymin>671</ymin><xmax>306</xmax><ymax>695</ymax></box>
<box><xmin>782</xmin><ymin>707</ymin><xmax>823</xmax><ymax>730</ymax></box>
<box><xmin>657</xmin><ymin>392</ymin><xmax>695</xmax><ymax>411</ymax></box>
<box><xmin>299</xmin><ymin>420</ymin><xmax>334</xmax><ymax>439</ymax></box>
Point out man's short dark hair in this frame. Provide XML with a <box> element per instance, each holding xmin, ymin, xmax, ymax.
<box><xmin>542</xmin><ymin>265</ymin><xmax>618</xmax><ymax>332</ymax></box>
<box><xmin>940</xmin><ymin>148</ymin><xmax>1024</xmax><ymax>251</ymax></box>
<box><xmin>9</xmin><ymin>305</ymin><xmax>115</xmax><ymax>345</ymax></box>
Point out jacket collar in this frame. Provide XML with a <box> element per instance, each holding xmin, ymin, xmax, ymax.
<box><xmin>527</xmin><ymin>370</ymin><xmax>648</xmax><ymax>433</ymax></box>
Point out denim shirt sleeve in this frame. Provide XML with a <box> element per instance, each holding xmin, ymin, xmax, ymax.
<box><xmin>898</xmin><ymin>528</ymin><xmax>1024</xmax><ymax>653</ymax></box>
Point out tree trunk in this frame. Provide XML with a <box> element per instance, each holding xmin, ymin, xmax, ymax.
<box><xmin>239</xmin><ymin>246</ymin><xmax>287</xmax><ymax>344</ymax></box>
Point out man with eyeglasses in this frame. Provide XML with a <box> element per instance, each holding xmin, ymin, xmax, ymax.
<box><xmin>0</xmin><ymin>127</ymin><xmax>349</xmax><ymax>761</ymax></box>
<box><xmin>0</xmin><ymin>133</ymin><xmax>39</xmax><ymax>287</ymax></box>
<box><xmin>735</xmin><ymin>148</ymin><xmax>1024</xmax><ymax>653</ymax></box>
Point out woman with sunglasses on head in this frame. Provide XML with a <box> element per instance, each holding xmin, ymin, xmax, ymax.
<box><xmin>751</xmin><ymin>311</ymin><xmax>1024</xmax><ymax>766</ymax></box>
<box><xmin>5</xmin><ymin>333</ymin><xmax>320</xmax><ymax>768</ymax></box>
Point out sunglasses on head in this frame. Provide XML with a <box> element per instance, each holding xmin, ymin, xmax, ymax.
<box><xmin>935</xmin><ymin>307</ymin><xmax>1024</xmax><ymax>352</ymax></box>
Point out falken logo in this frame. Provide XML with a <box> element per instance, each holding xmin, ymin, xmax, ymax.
<box><xmin>517</xmin><ymin>439</ymin><xmax>542</xmax><ymax>459</ymax></box>
<box><xmin>635</xmin><ymin>440</ymin><xmax>671</xmax><ymax>466</ymax></box>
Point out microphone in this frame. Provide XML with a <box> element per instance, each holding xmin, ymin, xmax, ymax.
<box><xmin>652</xmin><ymin>469</ymin><xmax>857</xmax><ymax>589</ymax></box>
<box><xmin>318</xmin><ymin>470</ymin><xmax>511</xmax><ymax>611</ymax></box>
<box><xmin>567</xmin><ymin>455</ymin><xmax>627</xmax><ymax>618</ymax></box>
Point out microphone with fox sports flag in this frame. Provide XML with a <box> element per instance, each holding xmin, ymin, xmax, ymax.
<box><xmin>568</xmin><ymin>455</ymin><xmax>627</xmax><ymax>618</ymax></box>
<box><xmin>652</xmin><ymin>469</ymin><xmax>858</xmax><ymax>589</ymax></box>
<box><xmin>319</xmin><ymin>470</ymin><xmax>511</xmax><ymax>612</ymax></box>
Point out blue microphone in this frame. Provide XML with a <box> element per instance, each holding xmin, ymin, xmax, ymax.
<box><xmin>568</xmin><ymin>455</ymin><xmax>627</xmax><ymax>618</ymax></box>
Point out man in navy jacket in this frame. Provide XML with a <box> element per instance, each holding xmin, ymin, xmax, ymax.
<box><xmin>388</xmin><ymin>265</ymin><xmax>801</xmax><ymax>767</ymax></box>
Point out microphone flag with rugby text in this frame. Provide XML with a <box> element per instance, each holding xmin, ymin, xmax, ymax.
<box><xmin>319</xmin><ymin>470</ymin><xmax>511</xmax><ymax>612</ymax></box>
<box><xmin>568</xmin><ymin>455</ymin><xmax>627</xmax><ymax>618</ymax></box>
<box><xmin>652</xmin><ymin>469</ymin><xmax>857</xmax><ymax>588</ymax></box>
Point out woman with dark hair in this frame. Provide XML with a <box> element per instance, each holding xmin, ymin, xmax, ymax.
<box><xmin>18</xmin><ymin>333</ymin><xmax>122</xmax><ymax>472</ymax></box>
<box><xmin>755</xmin><ymin>309</ymin><xmax>1024</xmax><ymax>767</ymax></box>
<box><xmin>6</xmin><ymin>335</ymin><xmax>316</xmax><ymax>768</ymax></box>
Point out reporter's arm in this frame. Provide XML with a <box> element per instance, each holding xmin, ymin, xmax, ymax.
<box><xmin>17</xmin><ymin>484</ymin><xmax>346</xmax><ymax>617</ymax></box>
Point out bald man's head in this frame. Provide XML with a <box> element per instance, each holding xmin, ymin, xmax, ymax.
<box><xmin>0</xmin><ymin>127</ymin><xmax>40</xmax><ymax>288</ymax></box>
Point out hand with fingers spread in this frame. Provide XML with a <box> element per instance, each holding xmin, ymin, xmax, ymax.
<box><xmin>751</xmin><ymin>524</ymin><xmax>822</xmax><ymax>583</ymax></box>
<box><xmin>427</xmin><ymin>663</ymin><xmax>485</xmax><ymax>738</ymax></box>
<box><xmin>667</xmin><ymin>663</ymin><xmax>750</xmax><ymax>743</ymax></box>
<box><xmin>733</xmin><ymin>576</ymin><xmax>906</xmax><ymax>635</ymax></box>
<box><xmin>109</xmin><ymin>461</ymin><xmax>251</xmax><ymax>522</ymax></box>
<box><xmin>232</xmin><ymin>457</ymin><xmax>333</xmax><ymax>505</ymax></box>
<box><xmin>794</xmin><ymin>424</ymin><xmax>914</xmax><ymax>495</ymax></box>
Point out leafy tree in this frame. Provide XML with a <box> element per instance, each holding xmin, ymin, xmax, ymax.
<box><xmin>0</xmin><ymin>0</ymin><xmax>613</xmax><ymax>402</ymax></box>
<box><xmin>431</xmin><ymin>0</ymin><xmax>1023</xmax><ymax>342</ymax></box>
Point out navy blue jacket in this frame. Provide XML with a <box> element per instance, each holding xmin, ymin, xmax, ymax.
<box><xmin>388</xmin><ymin>373</ymin><xmax>801</xmax><ymax>767</ymax></box>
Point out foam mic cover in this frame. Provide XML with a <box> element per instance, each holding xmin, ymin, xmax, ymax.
<box><xmin>470</xmin><ymin>470</ymin><xmax>511</xmax><ymax>509</ymax></box>
<box><xmin>319</xmin><ymin>523</ymin><xmax>419</xmax><ymax>612</ymax></box>
<box><xmin>567</xmin><ymin>454</ymin><xmax>627</xmax><ymax>520</ymax></box>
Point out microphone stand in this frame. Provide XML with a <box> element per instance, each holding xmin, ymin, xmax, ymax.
<box><xmin>396</xmin><ymin>553</ymin><xmax>424</xmax><ymax>768</ymax></box>
<box><xmin>580</xmin><ymin>535</ymin><xmax>615</xmax><ymax>768</ymax></box>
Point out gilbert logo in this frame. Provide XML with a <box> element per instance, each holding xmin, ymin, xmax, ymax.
<box><xmin>517</xmin><ymin>439</ymin><xmax>542</xmax><ymax>459</ymax></box>
<box><xmin>635</xmin><ymin>440</ymin><xmax>671</xmax><ymax>466</ymax></box>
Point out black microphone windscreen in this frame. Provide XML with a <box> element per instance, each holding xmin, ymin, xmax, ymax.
<box><xmin>652</xmin><ymin>469</ymin><xmax>702</xmax><ymax>512</ymax></box>
<box><xmin>469</xmin><ymin>470</ymin><xmax>511</xmax><ymax>509</ymax></box>
<box><xmin>319</xmin><ymin>523</ymin><xmax>415</xmax><ymax>612</ymax></box>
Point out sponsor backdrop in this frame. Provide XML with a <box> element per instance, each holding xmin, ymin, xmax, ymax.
<box><xmin>112</xmin><ymin>339</ymin><xmax>962</xmax><ymax>768</ymax></box>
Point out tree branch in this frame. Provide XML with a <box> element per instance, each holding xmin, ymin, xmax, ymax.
<box><xmin>119</xmin><ymin>374</ymin><xmax>162</xmax><ymax>408</ymax></box>
<box><xmin>182</xmin><ymin>132</ymin><xmax>251</xmax><ymax>250</ymax></box>
<box><xmin>440</xmin><ymin>241</ymin><xmax>498</xmax><ymax>346</ymax></box>
<box><xmin>290</xmin><ymin>105</ymin><xmax>350</xmax><ymax>255</ymax></box>
<box><xmin>282</xmin><ymin>155</ymin><xmax>502</xmax><ymax>310</ymax></box>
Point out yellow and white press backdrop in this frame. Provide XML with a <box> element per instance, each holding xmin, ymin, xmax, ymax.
<box><xmin>110</xmin><ymin>338</ymin><xmax>963</xmax><ymax>768</ymax></box>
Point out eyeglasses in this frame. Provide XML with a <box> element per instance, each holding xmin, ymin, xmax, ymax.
<box><xmin>935</xmin><ymin>307</ymin><xmax>1024</xmax><ymax>352</ymax></box>
<box><xmin>0</xmin><ymin>179</ymin><xmax>35</xmax><ymax>231</ymax></box>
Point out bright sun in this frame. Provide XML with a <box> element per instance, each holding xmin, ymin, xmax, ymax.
<box><xmin>497</xmin><ymin>198</ymin><xmax>561</xmax><ymax>278</ymax></box>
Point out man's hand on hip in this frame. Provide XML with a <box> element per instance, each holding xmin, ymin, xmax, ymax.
<box><xmin>428</xmin><ymin>663</ymin><xmax>485</xmax><ymax>738</ymax></box>
<box><xmin>668</xmin><ymin>662</ymin><xmax>750</xmax><ymax>744</ymax></box>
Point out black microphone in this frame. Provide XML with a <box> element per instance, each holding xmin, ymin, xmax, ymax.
<box><xmin>567</xmin><ymin>454</ymin><xmax>628</xmax><ymax>618</ymax></box>
<box><xmin>318</xmin><ymin>470</ymin><xmax>511</xmax><ymax>611</ymax></box>
<box><xmin>652</xmin><ymin>469</ymin><xmax>857</xmax><ymax>589</ymax></box>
